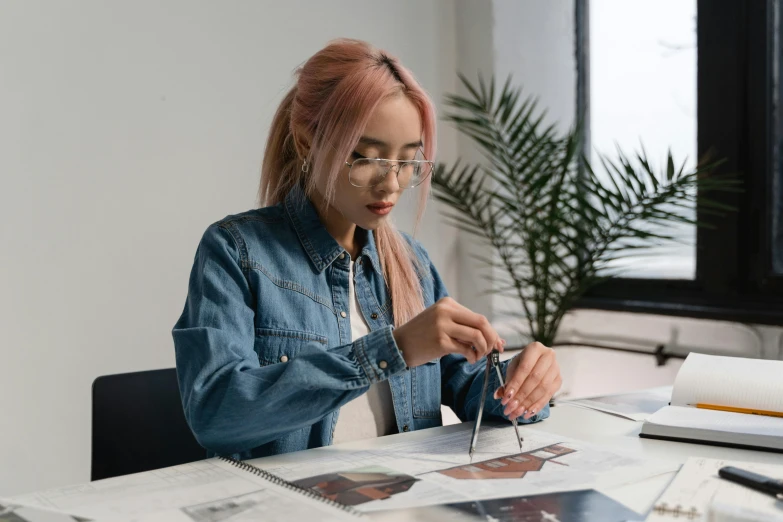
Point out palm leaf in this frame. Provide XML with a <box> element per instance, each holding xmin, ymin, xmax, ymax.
<box><xmin>432</xmin><ymin>74</ymin><xmax>738</xmax><ymax>345</ymax></box>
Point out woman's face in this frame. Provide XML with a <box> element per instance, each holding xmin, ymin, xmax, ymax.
<box><xmin>314</xmin><ymin>92</ymin><xmax>423</xmax><ymax>231</ymax></box>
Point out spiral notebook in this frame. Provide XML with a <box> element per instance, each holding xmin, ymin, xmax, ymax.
<box><xmin>645</xmin><ymin>457</ymin><xmax>783</xmax><ymax>522</ymax></box>
<box><xmin>10</xmin><ymin>457</ymin><xmax>362</xmax><ymax>521</ymax></box>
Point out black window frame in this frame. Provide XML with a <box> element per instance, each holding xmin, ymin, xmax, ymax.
<box><xmin>574</xmin><ymin>0</ymin><xmax>783</xmax><ymax>326</ymax></box>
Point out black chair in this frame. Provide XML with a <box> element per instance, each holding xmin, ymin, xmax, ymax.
<box><xmin>91</xmin><ymin>368</ymin><xmax>206</xmax><ymax>481</ymax></box>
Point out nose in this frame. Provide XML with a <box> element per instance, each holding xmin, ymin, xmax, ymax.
<box><xmin>376</xmin><ymin>163</ymin><xmax>402</xmax><ymax>194</ymax></box>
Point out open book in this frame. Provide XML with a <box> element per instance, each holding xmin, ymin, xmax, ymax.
<box><xmin>640</xmin><ymin>353</ymin><xmax>783</xmax><ymax>452</ymax></box>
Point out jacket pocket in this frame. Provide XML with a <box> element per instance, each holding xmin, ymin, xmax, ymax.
<box><xmin>255</xmin><ymin>327</ymin><xmax>328</xmax><ymax>366</ymax></box>
<box><xmin>411</xmin><ymin>360</ymin><xmax>442</xmax><ymax>418</ymax></box>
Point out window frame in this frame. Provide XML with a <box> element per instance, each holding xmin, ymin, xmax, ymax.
<box><xmin>574</xmin><ymin>0</ymin><xmax>783</xmax><ymax>325</ymax></box>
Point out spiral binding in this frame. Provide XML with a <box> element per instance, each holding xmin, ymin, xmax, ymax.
<box><xmin>652</xmin><ymin>502</ymin><xmax>701</xmax><ymax>519</ymax></box>
<box><xmin>218</xmin><ymin>456</ymin><xmax>363</xmax><ymax>517</ymax></box>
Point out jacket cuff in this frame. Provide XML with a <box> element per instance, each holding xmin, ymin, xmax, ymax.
<box><xmin>355</xmin><ymin>326</ymin><xmax>407</xmax><ymax>383</ymax></box>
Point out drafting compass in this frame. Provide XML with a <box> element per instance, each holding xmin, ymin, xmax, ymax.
<box><xmin>468</xmin><ymin>349</ymin><xmax>523</xmax><ymax>461</ymax></box>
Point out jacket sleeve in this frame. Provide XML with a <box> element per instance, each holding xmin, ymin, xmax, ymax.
<box><xmin>413</xmin><ymin>245</ymin><xmax>551</xmax><ymax>424</ymax></box>
<box><xmin>172</xmin><ymin>224</ymin><xmax>407</xmax><ymax>455</ymax></box>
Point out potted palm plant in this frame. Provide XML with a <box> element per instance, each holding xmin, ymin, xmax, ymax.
<box><xmin>431</xmin><ymin>75</ymin><xmax>738</xmax><ymax>346</ymax></box>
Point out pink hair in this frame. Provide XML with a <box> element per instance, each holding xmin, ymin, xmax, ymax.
<box><xmin>259</xmin><ymin>39</ymin><xmax>437</xmax><ymax>326</ymax></box>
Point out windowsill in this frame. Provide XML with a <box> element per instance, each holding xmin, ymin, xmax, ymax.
<box><xmin>492</xmin><ymin>308</ymin><xmax>782</xmax><ymax>362</ymax></box>
<box><xmin>575</xmin><ymin>296</ymin><xmax>783</xmax><ymax>326</ymax></box>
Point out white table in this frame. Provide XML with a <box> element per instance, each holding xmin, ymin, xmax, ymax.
<box><xmin>246</xmin><ymin>401</ymin><xmax>783</xmax><ymax>520</ymax></box>
<box><xmin>12</xmin><ymin>396</ymin><xmax>782</xmax><ymax>521</ymax></box>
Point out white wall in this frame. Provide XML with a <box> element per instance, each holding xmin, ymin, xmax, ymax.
<box><xmin>451</xmin><ymin>0</ymin><xmax>496</xmax><ymax>317</ymax></box>
<box><xmin>0</xmin><ymin>0</ymin><xmax>459</xmax><ymax>496</ymax></box>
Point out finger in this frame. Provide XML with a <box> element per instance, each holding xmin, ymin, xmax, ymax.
<box><xmin>511</xmin><ymin>355</ymin><xmax>553</xmax><ymax>408</ymax></box>
<box><xmin>523</xmin><ymin>384</ymin><xmax>557</xmax><ymax>420</ymax></box>
<box><xmin>445</xmin><ymin>323</ymin><xmax>488</xmax><ymax>358</ymax></box>
<box><xmin>448</xmin><ymin>305</ymin><xmax>500</xmax><ymax>357</ymax></box>
<box><xmin>501</xmin><ymin>343</ymin><xmax>548</xmax><ymax>406</ymax></box>
<box><xmin>515</xmin><ymin>381</ymin><xmax>549</xmax><ymax>418</ymax></box>
<box><xmin>504</xmin><ymin>397</ymin><xmax>522</xmax><ymax>418</ymax></box>
<box><xmin>494</xmin><ymin>351</ymin><xmax>518</xmax><ymax>399</ymax></box>
<box><xmin>512</xmin><ymin>374</ymin><xmax>561</xmax><ymax>420</ymax></box>
<box><xmin>517</xmin><ymin>357</ymin><xmax>560</xmax><ymax>412</ymax></box>
<box><xmin>527</xmin><ymin>384</ymin><xmax>562</xmax><ymax>420</ymax></box>
<box><xmin>443</xmin><ymin>337</ymin><xmax>479</xmax><ymax>365</ymax></box>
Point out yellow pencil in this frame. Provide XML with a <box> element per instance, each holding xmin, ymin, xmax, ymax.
<box><xmin>695</xmin><ymin>403</ymin><xmax>783</xmax><ymax>419</ymax></box>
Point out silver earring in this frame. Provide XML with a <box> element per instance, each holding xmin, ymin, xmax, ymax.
<box><xmin>301</xmin><ymin>159</ymin><xmax>309</xmax><ymax>173</ymax></box>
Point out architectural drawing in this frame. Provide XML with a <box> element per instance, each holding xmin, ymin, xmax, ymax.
<box><xmin>438</xmin><ymin>443</ymin><xmax>577</xmax><ymax>480</ymax></box>
<box><xmin>292</xmin><ymin>466</ymin><xmax>419</xmax><ymax>506</ymax></box>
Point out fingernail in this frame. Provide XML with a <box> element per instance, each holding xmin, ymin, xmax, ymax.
<box><xmin>504</xmin><ymin>399</ymin><xmax>519</xmax><ymax>416</ymax></box>
<box><xmin>524</xmin><ymin>408</ymin><xmax>536</xmax><ymax>420</ymax></box>
<box><xmin>505</xmin><ymin>388</ymin><xmax>515</xmax><ymax>400</ymax></box>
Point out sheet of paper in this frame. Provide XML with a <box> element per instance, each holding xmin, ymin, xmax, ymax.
<box><xmin>645</xmin><ymin>457</ymin><xmax>783</xmax><ymax>522</ymax></box>
<box><xmin>368</xmin><ymin>489</ymin><xmax>643</xmax><ymax>522</ymax></box>
<box><xmin>10</xmin><ymin>459</ymin><xmax>357</xmax><ymax>522</ymax></box>
<box><xmin>565</xmin><ymin>386</ymin><xmax>672</xmax><ymax>421</ymax></box>
<box><xmin>260</xmin><ymin>425</ymin><xmax>677</xmax><ymax>513</ymax></box>
<box><xmin>671</xmin><ymin>353</ymin><xmax>783</xmax><ymax>413</ymax></box>
<box><xmin>0</xmin><ymin>500</ymin><xmax>88</xmax><ymax>522</ymax></box>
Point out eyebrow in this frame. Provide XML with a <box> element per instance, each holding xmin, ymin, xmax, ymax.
<box><xmin>358</xmin><ymin>136</ymin><xmax>423</xmax><ymax>150</ymax></box>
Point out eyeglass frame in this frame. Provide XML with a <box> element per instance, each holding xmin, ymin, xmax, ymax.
<box><xmin>344</xmin><ymin>152</ymin><xmax>434</xmax><ymax>189</ymax></box>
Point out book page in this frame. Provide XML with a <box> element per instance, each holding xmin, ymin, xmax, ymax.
<box><xmin>10</xmin><ymin>459</ymin><xmax>356</xmax><ymax>521</ymax></box>
<box><xmin>646</xmin><ymin>457</ymin><xmax>783</xmax><ymax>522</ymax></box>
<box><xmin>647</xmin><ymin>406</ymin><xmax>783</xmax><ymax>438</ymax></box>
<box><xmin>670</xmin><ymin>353</ymin><xmax>783</xmax><ymax>413</ymax></box>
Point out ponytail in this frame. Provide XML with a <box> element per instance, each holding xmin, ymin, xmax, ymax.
<box><xmin>259</xmin><ymin>87</ymin><xmax>301</xmax><ymax>207</ymax></box>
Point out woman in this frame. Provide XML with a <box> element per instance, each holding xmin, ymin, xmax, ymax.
<box><xmin>173</xmin><ymin>39</ymin><xmax>561</xmax><ymax>460</ymax></box>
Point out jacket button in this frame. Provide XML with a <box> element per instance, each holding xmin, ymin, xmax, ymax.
<box><xmin>370</xmin><ymin>313</ymin><xmax>378</xmax><ymax>319</ymax></box>
<box><xmin>339</xmin><ymin>253</ymin><xmax>345</xmax><ymax>260</ymax></box>
<box><xmin>280</xmin><ymin>355</ymin><xmax>289</xmax><ymax>363</ymax></box>
<box><xmin>340</xmin><ymin>311</ymin><xmax>347</xmax><ymax>318</ymax></box>
<box><xmin>379</xmin><ymin>360</ymin><xmax>388</xmax><ymax>369</ymax></box>
<box><xmin>403</xmin><ymin>425</ymin><xmax>409</xmax><ymax>432</ymax></box>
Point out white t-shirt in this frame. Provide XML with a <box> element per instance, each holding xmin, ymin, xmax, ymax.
<box><xmin>332</xmin><ymin>261</ymin><xmax>397</xmax><ymax>444</ymax></box>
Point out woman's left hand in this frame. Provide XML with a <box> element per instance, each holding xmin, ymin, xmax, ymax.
<box><xmin>494</xmin><ymin>342</ymin><xmax>561</xmax><ymax>421</ymax></box>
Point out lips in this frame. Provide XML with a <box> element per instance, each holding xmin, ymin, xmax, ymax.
<box><xmin>367</xmin><ymin>202</ymin><xmax>394</xmax><ymax>216</ymax></box>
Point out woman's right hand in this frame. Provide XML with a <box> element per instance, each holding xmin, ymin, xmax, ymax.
<box><xmin>391</xmin><ymin>297</ymin><xmax>504</xmax><ymax>368</ymax></box>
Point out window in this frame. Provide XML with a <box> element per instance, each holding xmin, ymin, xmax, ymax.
<box><xmin>576</xmin><ymin>0</ymin><xmax>783</xmax><ymax>324</ymax></box>
<box><xmin>774</xmin><ymin>1</ymin><xmax>783</xmax><ymax>274</ymax></box>
<box><xmin>589</xmin><ymin>0</ymin><xmax>697</xmax><ymax>279</ymax></box>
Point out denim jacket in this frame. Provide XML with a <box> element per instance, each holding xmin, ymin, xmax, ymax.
<box><xmin>173</xmin><ymin>184</ymin><xmax>549</xmax><ymax>460</ymax></box>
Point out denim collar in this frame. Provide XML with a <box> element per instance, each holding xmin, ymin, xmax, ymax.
<box><xmin>284</xmin><ymin>184</ymin><xmax>383</xmax><ymax>275</ymax></box>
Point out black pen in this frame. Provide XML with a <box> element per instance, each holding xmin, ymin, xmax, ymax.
<box><xmin>718</xmin><ymin>466</ymin><xmax>783</xmax><ymax>501</ymax></box>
